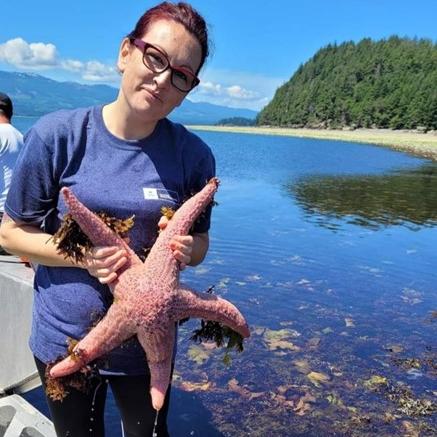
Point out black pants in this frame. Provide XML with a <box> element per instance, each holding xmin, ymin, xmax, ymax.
<box><xmin>35</xmin><ymin>357</ymin><xmax>172</xmax><ymax>437</ymax></box>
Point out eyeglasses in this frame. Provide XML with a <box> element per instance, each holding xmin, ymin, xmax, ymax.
<box><xmin>130</xmin><ymin>38</ymin><xmax>200</xmax><ymax>93</ymax></box>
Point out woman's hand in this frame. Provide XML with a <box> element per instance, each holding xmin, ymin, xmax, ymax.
<box><xmin>82</xmin><ymin>246</ymin><xmax>128</xmax><ymax>284</ymax></box>
<box><xmin>158</xmin><ymin>216</ymin><xmax>193</xmax><ymax>270</ymax></box>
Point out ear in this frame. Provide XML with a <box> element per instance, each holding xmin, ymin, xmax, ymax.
<box><xmin>117</xmin><ymin>38</ymin><xmax>132</xmax><ymax>73</ymax></box>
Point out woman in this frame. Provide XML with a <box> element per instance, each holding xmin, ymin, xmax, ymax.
<box><xmin>0</xmin><ymin>2</ymin><xmax>214</xmax><ymax>436</ymax></box>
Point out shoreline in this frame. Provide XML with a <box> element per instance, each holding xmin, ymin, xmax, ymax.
<box><xmin>187</xmin><ymin>125</ymin><xmax>437</xmax><ymax>161</ymax></box>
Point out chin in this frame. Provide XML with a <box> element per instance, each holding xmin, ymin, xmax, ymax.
<box><xmin>137</xmin><ymin>107</ymin><xmax>167</xmax><ymax>124</ymax></box>
<box><xmin>129</xmin><ymin>96</ymin><xmax>173</xmax><ymax>122</ymax></box>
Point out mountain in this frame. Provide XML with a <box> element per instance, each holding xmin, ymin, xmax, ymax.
<box><xmin>172</xmin><ymin>99</ymin><xmax>256</xmax><ymax>125</ymax></box>
<box><xmin>0</xmin><ymin>70</ymin><xmax>257</xmax><ymax>125</ymax></box>
<box><xmin>257</xmin><ymin>36</ymin><xmax>437</xmax><ymax>130</ymax></box>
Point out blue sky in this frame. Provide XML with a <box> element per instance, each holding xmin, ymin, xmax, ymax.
<box><xmin>1</xmin><ymin>0</ymin><xmax>436</xmax><ymax>110</ymax></box>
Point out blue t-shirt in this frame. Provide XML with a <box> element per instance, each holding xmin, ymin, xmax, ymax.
<box><xmin>5</xmin><ymin>105</ymin><xmax>215</xmax><ymax>374</ymax></box>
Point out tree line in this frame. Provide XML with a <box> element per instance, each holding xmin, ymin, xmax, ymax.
<box><xmin>216</xmin><ymin>117</ymin><xmax>256</xmax><ymax>126</ymax></box>
<box><xmin>257</xmin><ymin>36</ymin><xmax>437</xmax><ymax>130</ymax></box>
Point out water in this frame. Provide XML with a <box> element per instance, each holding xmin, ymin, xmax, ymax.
<box><xmin>17</xmin><ymin>123</ymin><xmax>437</xmax><ymax>436</ymax></box>
<box><xmin>13</xmin><ymin>116</ymin><xmax>38</xmax><ymax>135</ymax></box>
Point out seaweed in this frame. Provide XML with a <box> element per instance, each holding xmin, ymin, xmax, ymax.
<box><xmin>190</xmin><ymin>319</ymin><xmax>244</xmax><ymax>366</ymax></box>
<box><xmin>45</xmin><ymin>338</ymin><xmax>100</xmax><ymax>401</ymax></box>
<box><xmin>52</xmin><ymin>212</ymin><xmax>135</xmax><ymax>262</ymax></box>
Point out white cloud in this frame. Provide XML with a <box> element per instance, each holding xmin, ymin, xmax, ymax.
<box><xmin>0</xmin><ymin>37</ymin><xmax>118</xmax><ymax>83</ymax></box>
<box><xmin>61</xmin><ymin>59</ymin><xmax>84</xmax><ymax>72</ymax></box>
<box><xmin>81</xmin><ymin>61</ymin><xmax>119</xmax><ymax>82</ymax></box>
<box><xmin>197</xmin><ymin>81</ymin><xmax>223</xmax><ymax>95</ymax></box>
<box><xmin>226</xmin><ymin>85</ymin><xmax>259</xmax><ymax>100</ymax></box>
<box><xmin>196</xmin><ymin>81</ymin><xmax>260</xmax><ymax>101</ymax></box>
<box><xmin>0</xmin><ymin>38</ymin><xmax>58</xmax><ymax>68</ymax></box>
<box><xmin>190</xmin><ymin>70</ymin><xmax>286</xmax><ymax>111</ymax></box>
<box><xmin>193</xmin><ymin>80</ymin><xmax>262</xmax><ymax>109</ymax></box>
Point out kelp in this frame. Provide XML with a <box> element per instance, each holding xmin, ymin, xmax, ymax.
<box><xmin>52</xmin><ymin>212</ymin><xmax>134</xmax><ymax>262</ymax></box>
<box><xmin>190</xmin><ymin>319</ymin><xmax>244</xmax><ymax>362</ymax></box>
<box><xmin>45</xmin><ymin>338</ymin><xmax>100</xmax><ymax>401</ymax></box>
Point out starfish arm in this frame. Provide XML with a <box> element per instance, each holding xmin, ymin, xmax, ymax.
<box><xmin>137</xmin><ymin>324</ymin><xmax>175</xmax><ymax>411</ymax></box>
<box><xmin>49</xmin><ymin>304</ymin><xmax>135</xmax><ymax>377</ymax></box>
<box><xmin>173</xmin><ymin>287</ymin><xmax>250</xmax><ymax>338</ymax></box>
<box><xmin>61</xmin><ymin>187</ymin><xmax>142</xmax><ymax>267</ymax></box>
<box><xmin>158</xmin><ymin>178</ymin><xmax>219</xmax><ymax>242</ymax></box>
<box><xmin>144</xmin><ymin>178</ymin><xmax>219</xmax><ymax>278</ymax></box>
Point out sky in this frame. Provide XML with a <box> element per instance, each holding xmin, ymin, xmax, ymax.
<box><xmin>1</xmin><ymin>0</ymin><xmax>436</xmax><ymax>111</ymax></box>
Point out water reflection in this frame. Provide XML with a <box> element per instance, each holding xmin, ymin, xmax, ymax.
<box><xmin>289</xmin><ymin>164</ymin><xmax>437</xmax><ymax>230</ymax></box>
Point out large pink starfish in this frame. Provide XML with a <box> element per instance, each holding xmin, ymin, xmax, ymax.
<box><xmin>49</xmin><ymin>178</ymin><xmax>250</xmax><ymax>410</ymax></box>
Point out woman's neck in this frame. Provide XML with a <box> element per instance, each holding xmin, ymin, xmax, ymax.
<box><xmin>102</xmin><ymin>101</ymin><xmax>157</xmax><ymax>141</ymax></box>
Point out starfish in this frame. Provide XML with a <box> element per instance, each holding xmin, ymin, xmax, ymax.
<box><xmin>49</xmin><ymin>178</ymin><xmax>250</xmax><ymax>410</ymax></box>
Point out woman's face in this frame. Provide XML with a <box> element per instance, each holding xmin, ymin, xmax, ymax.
<box><xmin>117</xmin><ymin>19</ymin><xmax>202</xmax><ymax>122</ymax></box>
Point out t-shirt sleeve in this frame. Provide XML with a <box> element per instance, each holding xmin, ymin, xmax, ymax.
<box><xmin>189</xmin><ymin>147</ymin><xmax>216</xmax><ymax>234</ymax></box>
<box><xmin>4</xmin><ymin>127</ymin><xmax>59</xmax><ymax>226</ymax></box>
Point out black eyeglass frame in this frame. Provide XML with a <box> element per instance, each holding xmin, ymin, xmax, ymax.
<box><xmin>129</xmin><ymin>38</ymin><xmax>200</xmax><ymax>93</ymax></box>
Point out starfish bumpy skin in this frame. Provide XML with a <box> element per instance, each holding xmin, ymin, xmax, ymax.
<box><xmin>49</xmin><ymin>178</ymin><xmax>250</xmax><ymax>410</ymax></box>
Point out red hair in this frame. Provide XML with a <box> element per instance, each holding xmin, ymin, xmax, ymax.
<box><xmin>127</xmin><ymin>2</ymin><xmax>210</xmax><ymax>73</ymax></box>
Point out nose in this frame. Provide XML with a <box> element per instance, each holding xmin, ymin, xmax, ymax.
<box><xmin>153</xmin><ymin>68</ymin><xmax>172</xmax><ymax>89</ymax></box>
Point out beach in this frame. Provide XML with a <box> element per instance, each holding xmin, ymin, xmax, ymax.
<box><xmin>188</xmin><ymin>126</ymin><xmax>437</xmax><ymax>161</ymax></box>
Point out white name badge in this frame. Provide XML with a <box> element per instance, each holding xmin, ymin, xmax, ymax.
<box><xmin>143</xmin><ymin>188</ymin><xmax>159</xmax><ymax>200</ymax></box>
<box><xmin>143</xmin><ymin>187</ymin><xmax>179</xmax><ymax>202</ymax></box>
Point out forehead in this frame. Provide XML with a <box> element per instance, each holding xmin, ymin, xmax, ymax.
<box><xmin>142</xmin><ymin>19</ymin><xmax>202</xmax><ymax>71</ymax></box>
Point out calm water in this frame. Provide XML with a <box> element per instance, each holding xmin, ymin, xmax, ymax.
<box><xmin>17</xmin><ymin>117</ymin><xmax>437</xmax><ymax>436</ymax></box>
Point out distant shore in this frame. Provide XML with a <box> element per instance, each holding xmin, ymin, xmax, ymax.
<box><xmin>187</xmin><ymin>125</ymin><xmax>437</xmax><ymax>161</ymax></box>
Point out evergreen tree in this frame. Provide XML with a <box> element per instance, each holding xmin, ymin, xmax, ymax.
<box><xmin>257</xmin><ymin>37</ymin><xmax>437</xmax><ymax>130</ymax></box>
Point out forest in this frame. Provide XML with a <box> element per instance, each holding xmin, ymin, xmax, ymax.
<box><xmin>257</xmin><ymin>36</ymin><xmax>437</xmax><ymax>130</ymax></box>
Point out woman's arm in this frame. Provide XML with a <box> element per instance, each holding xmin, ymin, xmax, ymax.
<box><xmin>0</xmin><ymin>214</ymin><xmax>128</xmax><ymax>279</ymax></box>
<box><xmin>0</xmin><ymin>214</ymin><xmax>75</xmax><ymax>266</ymax></box>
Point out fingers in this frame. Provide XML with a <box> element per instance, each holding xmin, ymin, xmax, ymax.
<box><xmin>158</xmin><ymin>216</ymin><xmax>169</xmax><ymax>230</ymax></box>
<box><xmin>84</xmin><ymin>246</ymin><xmax>128</xmax><ymax>284</ymax></box>
<box><xmin>98</xmin><ymin>272</ymin><xmax>118</xmax><ymax>284</ymax></box>
<box><xmin>88</xmin><ymin>247</ymin><xmax>126</xmax><ymax>267</ymax></box>
<box><xmin>170</xmin><ymin>235</ymin><xmax>193</xmax><ymax>268</ymax></box>
<box><xmin>92</xmin><ymin>255</ymin><xmax>128</xmax><ymax>283</ymax></box>
<box><xmin>171</xmin><ymin>235</ymin><xmax>193</xmax><ymax>247</ymax></box>
<box><xmin>91</xmin><ymin>246</ymin><xmax>118</xmax><ymax>260</ymax></box>
<box><xmin>171</xmin><ymin>249</ymin><xmax>189</xmax><ymax>270</ymax></box>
